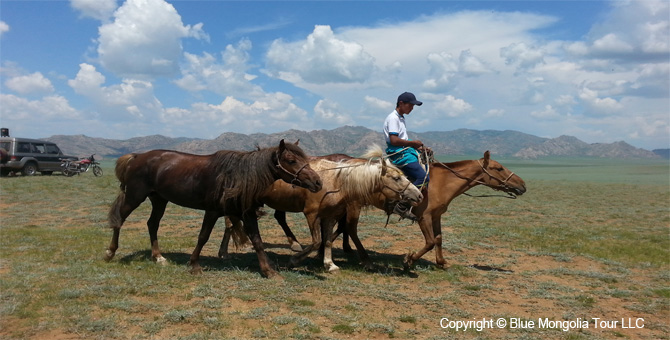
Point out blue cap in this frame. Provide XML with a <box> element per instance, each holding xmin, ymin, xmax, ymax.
<box><xmin>397</xmin><ymin>92</ymin><xmax>422</xmax><ymax>106</ymax></box>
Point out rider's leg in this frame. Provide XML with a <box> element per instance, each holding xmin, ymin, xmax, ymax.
<box><xmin>392</xmin><ymin>161</ymin><xmax>429</xmax><ymax>221</ymax></box>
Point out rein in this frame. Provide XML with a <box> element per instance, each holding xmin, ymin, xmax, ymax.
<box><xmin>434</xmin><ymin>161</ymin><xmax>518</xmax><ymax>199</ymax></box>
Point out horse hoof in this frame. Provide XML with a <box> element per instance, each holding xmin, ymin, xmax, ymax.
<box><xmin>326</xmin><ymin>264</ymin><xmax>340</xmax><ymax>273</ymax></box>
<box><xmin>104</xmin><ymin>250</ymin><xmax>115</xmax><ymax>262</ymax></box>
<box><xmin>155</xmin><ymin>256</ymin><xmax>168</xmax><ymax>265</ymax></box>
<box><xmin>403</xmin><ymin>252</ymin><xmax>415</xmax><ymax>270</ymax></box>
<box><xmin>290</xmin><ymin>242</ymin><xmax>303</xmax><ymax>252</ymax></box>
<box><xmin>189</xmin><ymin>266</ymin><xmax>203</xmax><ymax>275</ymax></box>
<box><xmin>265</xmin><ymin>271</ymin><xmax>284</xmax><ymax>280</ymax></box>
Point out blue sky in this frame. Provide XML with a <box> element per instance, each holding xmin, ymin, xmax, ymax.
<box><xmin>1</xmin><ymin>0</ymin><xmax>668</xmax><ymax>150</ymax></box>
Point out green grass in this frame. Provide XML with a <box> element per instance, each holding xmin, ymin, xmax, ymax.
<box><xmin>0</xmin><ymin>158</ymin><xmax>668</xmax><ymax>339</ymax></box>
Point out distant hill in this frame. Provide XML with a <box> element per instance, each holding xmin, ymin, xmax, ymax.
<box><xmin>652</xmin><ymin>149</ymin><xmax>670</xmax><ymax>159</ymax></box>
<box><xmin>42</xmin><ymin>126</ymin><xmax>661</xmax><ymax>160</ymax></box>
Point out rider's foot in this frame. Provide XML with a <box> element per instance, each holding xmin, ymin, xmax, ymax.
<box><xmin>393</xmin><ymin>201</ymin><xmax>418</xmax><ymax>221</ymax></box>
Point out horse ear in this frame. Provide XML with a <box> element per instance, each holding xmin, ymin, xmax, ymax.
<box><xmin>295</xmin><ymin>139</ymin><xmax>300</xmax><ymax>146</ymax></box>
<box><xmin>279</xmin><ymin>139</ymin><xmax>286</xmax><ymax>152</ymax></box>
<box><xmin>381</xmin><ymin>158</ymin><xmax>388</xmax><ymax>176</ymax></box>
<box><xmin>483</xmin><ymin>150</ymin><xmax>491</xmax><ymax>167</ymax></box>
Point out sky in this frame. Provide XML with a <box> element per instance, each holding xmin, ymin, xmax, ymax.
<box><xmin>0</xmin><ymin>0</ymin><xmax>668</xmax><ymax>150</ymax></box>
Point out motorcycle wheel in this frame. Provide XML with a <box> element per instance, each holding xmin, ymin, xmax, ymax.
<box><xmin>93</xmin><ymin>166</ymin><xmax>103</xmax><ymax>177</ymax></box>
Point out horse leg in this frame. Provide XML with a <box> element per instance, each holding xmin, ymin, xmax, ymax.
<box><xmin>105</xmin><ymin>190</ymin><xmax>145</xmax><ymax>261</ymax></box>
<box><xmin>147</xmin><ymin>195</ymin><xmax>168</xmax><ymax>264</ymax></box>
<box><xmin>290</xmin><ymin>213</ymin><xmax>321</xmax><ymax>268</ymax></box>
<box><xmin>188</xmin><ymin>211</ymin><xmax>219</xmax><ymax>275</ymax></box>
<box><xmin>218</xmin><ymin>217</ymin><xmax>232</xmax><ymax>259</ymax></box>
<box><xmin>274</xmin><ymin>210</ymin><xmax>302</xmax><ymax>252</ymax></box>
<box><xmin>404</xmin><ymin>215</ymin><xmax>436</xmax><ymax>270</ymax></box>
<box><xmin>432</xmin><ymin>214</ymin><xmax>446</xmax><ymax>268</ymax></box>
<box><xmin>321</xmin><ymin>218</ymin><xmax>339</xmax><ymax>273</ymax></box>
<box><xmin>331</xmin><ymin>213</ymin><xmax>353</xmax><ymax>253</ymax></box>
<box><xmin>242</xmin><ymin>212</ymin><xmax>280</xmax><ymax>279</ymax></box>
<box><xmin>342</xmin><ymin>206</ymin><xmax>372</xmax><ymax>270</ymax></box>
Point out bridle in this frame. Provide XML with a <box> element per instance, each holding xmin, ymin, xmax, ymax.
<box><xmin>435</xmin><ymin>160</ymin><xmax>518</xmax><ymax>199</ymax></box>
<box><xmin>275</xmin><ymin>155</ymin><xmax>310</xmax><ymax>187</ymax></box>
<box><xmin>382</xmin><ymin>179</ymin><xmax>414</xmax><ymax>201</ymax></box>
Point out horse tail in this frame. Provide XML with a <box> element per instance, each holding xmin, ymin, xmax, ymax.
<box><xmin>362</xmin><ymin>144</ymin><xmax>384</xmax><ymax>159</ymax></box>
<box><xmin>115</xmin><ymin>153</ymin><xmax>136</xmax><ymax>191</ymax></box>
<box><xmin>108</xmin><ymin>191</ymin><xmax>125</xmax><ymax>228</ymax></box>
<box><xmin>227</xmin><ymin>216</ymin><xmax>250</xmax><ymax>249</ymax></box>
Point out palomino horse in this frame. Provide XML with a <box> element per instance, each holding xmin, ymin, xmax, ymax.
<box><xmin>105</xmin><ymin>140</ymin><xmax>322</xmax><ymax>278</ymax></box>
<box><xmin>242</xmin><ymin>151</ymin><xmax>526</xmax><ymax>270</ymax></box>
<box><xmin>219</xmin><ymin>145</ymin><xmax>423</xmax><ymax>272</ymax></box>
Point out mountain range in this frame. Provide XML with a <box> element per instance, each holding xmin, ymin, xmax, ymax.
<box><xmin>43</xmin><ymin>126</ymin><xmax>665</xmax><ymax>160</ymax></box>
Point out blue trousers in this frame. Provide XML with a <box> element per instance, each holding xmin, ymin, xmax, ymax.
<box><xmin>400</xmin><ymin>161</ymin><xmax>429</xmax><ymax>188</ymax></box>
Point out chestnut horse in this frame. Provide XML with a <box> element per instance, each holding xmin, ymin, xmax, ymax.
<box><xmin>237</xmin><ymin>151</ymin><xmax>526</xmax><ymax>270</ymax></box>
<box><xmin>105</xmin><ymin>140</ymin><xmax>322</xmax><ymax>278</ymax></box>
<box><xmin>219</xmin><ymin>145</ymin><xmax>423</xmax><ymax>272</ymax></box>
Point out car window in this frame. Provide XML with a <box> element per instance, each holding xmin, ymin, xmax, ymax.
<box><xmin>45</xmin><ymin>144</ymin><xmax>60</xmax><ymax>154</ymax></box>
<box><xmin>32</xmin><ymin>143</ymin><xmax>46</xmax><ymax>153</ymax></box>
<box><xmin>0</xmin><ymin>142</ymin><xmax>9</xmax><ymax>151</ymax></box>
<box><xmin>18</xmin><ymin>142</ymin><xmax>30</xmax><ymax>153</ymax></box>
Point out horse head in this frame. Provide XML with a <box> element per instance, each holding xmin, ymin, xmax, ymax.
<box><xmin>380</xmin><ymin>159</ymin><xmax>423</xmax><ymax>205</ymax></box>
<box><xmin>478</xmin><ymin>150</ymin><xmax>526</xmax><ymax>197</ymax></box>
<box><xmin>276</xmin><ymin>139</ymin><xmax>323</xmax><ymax>193</ymax></box>
<box><xmin>362</xmin><ymin>144</ymin><xmax>423</xmax><ymax>205</ymax></box>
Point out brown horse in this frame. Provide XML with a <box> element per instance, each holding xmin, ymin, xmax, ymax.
<box><xmin>242</xmin><ymin>151</ymin><xmax>526</xmax><ymax>270</ymax></box>
<box><xmin>105</xmin><ymin>140</ymin><xmax>322</xmax><ymax>278</ymax></box>
<box><xmin>220</xmin><ymin>145</ymin><xmax>423</xmax><ymax>272</ymax></box>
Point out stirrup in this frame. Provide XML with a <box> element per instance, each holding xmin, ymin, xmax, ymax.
<box><xmin>393</xmin><ymin>202</ymin><xmax>418</xmax><ymax>222</ymax></box>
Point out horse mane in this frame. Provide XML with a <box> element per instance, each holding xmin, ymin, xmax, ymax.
<box><xmin>211</xmin><ymin>143</ymin><xmax>307</xmax><ymax>214</ymax></box>
<box><xmin>314</xmin><ymin>145</ymin><xmax>403</xmax><ymax>205</ymax></box>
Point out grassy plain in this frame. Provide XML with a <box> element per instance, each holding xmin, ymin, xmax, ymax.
<box><xmin>0</xmin><ymin>157</ymin><xmax>668</xmax><ymax>340</ymax></box>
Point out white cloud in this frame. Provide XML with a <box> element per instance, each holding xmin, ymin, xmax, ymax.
<box><xmin>68</xmin><ymin>63</ymin><xmax>163</xmax><ymax>120</ymax></box>
<box><xmin>0</xmin><ymin>94</ymin><xmax>79</xmax><ymax>121</ymax></box>
<box><xmin>424</xmin><ymin>93</ymin><xmax>473</xmax><ymax>118</ymax></box>
<box><xmin>592</xmin><ymin>33</ymin><xmax>634</xmax><ymax>54</ymax></box>
<box><xmin>265</xmin><ymin>25</ymin><xmax>375</xmax><ymax>85</ymax></box>
<box><xmin>363</xmin><ymin>96</ymin><xmax>393</xmax><ymax>112</ymax></box>
<box><xmin>500</xmin><ymin>42</ymin><xmax>545</xmax><ymax>72</ymax></box>
<box><xmin>530</xmin><ymin>104</ymin><xmax>561</xmax><ymax>119</ymax></box>
<box><xmin>70</xmin><ymin>0</ymin><xmax>118</xmax><ymax>21</ymax></box>
<box><xmin>5</xmin><ymin>72</ymin><xmax>54</xmax><ymax>95</ymax></box>
<box><xmin>0</xmin><ymin>21</ymin><xmax>9</xmax><ymax>37</ymax></box>
<box><xmin>175</xmin><ymin>39</ymin><xmax>265</xmax><ymax>100</ymax></box>
<box><xmin>578</xmin><ymin>86</ymin><xmax>623</xmax><ymax>115</ymax></box>
<box><xmin>486</xmin><ymin>108</ymin><xmax>505</xmax><ymax>117</ymax></box>
<box><xmin>314</xmin><ymin>99</ymin><xmax>352</xmax><ymax>125</ymax></box>
<box><xmin>162</xmin><ymin>93</ymin><xmax>310</xmax><ymax>135</ymax></box>
<box><xmin>97</xmin><ymin>0</ymin><xmax>208</xmax><ymax>78</ymax></box>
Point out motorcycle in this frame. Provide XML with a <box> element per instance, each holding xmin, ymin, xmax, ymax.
<box><xmin>61</xmin><ymin>154</ymin><xmax>103</xmax><ymax>177</ymax></box>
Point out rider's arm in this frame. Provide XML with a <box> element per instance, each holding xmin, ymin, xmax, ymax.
<box><xmin>389</xmin><ymin>134</ymin><xmax>424</xmax><ymax>150</ymax></box>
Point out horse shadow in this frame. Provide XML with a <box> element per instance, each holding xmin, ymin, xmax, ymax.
<box><xmin>115</xmin><ymin>243</ymin><xmax>512</xmax><ymax>278</ymax></box>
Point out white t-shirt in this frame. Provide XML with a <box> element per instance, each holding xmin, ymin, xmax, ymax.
<box><xmin>383</xmin><ymin>110</ymin><xmax>408</xmax><ymax>144</ymax></box>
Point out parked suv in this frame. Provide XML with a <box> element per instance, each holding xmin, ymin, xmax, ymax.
<box><xmin>0</xmin><ymin>137</ymin><xmax>77</xmax><ymax>176</ymax></box>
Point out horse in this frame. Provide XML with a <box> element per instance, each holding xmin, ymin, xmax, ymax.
<box><xmin>239</xmin><ymin>151</ymin><xmax>526</xmax><ymax>270</ymax></box>
<box><xmin>105</xmin><ymin>140</ymin><xmax>322</xmax><ymax>278</ymax></box>
<box><xmin>219</xmin><ymin>145</ymin><xmax>423</xmax><ymax>272</ymax></box>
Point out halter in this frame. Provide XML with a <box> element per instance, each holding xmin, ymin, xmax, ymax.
<box><xmin>275</xmin><ymin>158</ymin><xmax>309</xmax><ymax>187</ymax></box>
<box><xmin>382</xmin><ymin>179</ymin><xmax>413</xmax><ymax>201</ymax></box>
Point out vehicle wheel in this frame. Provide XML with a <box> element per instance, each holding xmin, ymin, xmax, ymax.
<box><xmin>64</xmin><ymin>168</ymin><xmax>76</xmax><ymax>177</ymax></box>
<box><xmin>22</xmin><ymin>162</ymin><xmax>38</xmax><ymax>176</ymax></box>
<box><xmin>93</xmin><ymin>166</ymin><xmax>103</xmax><ymax>177</ymax></box>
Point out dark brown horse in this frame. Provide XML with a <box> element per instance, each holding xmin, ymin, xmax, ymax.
<box><xmin>105</xmin><ymin>140</ymin><xmax>322</xmax><ymax>278</ymax></box>
<box><xmin>243</xmin><ymin>151</ymin><xmax>526</xmax><ymax>270</ymax></box>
